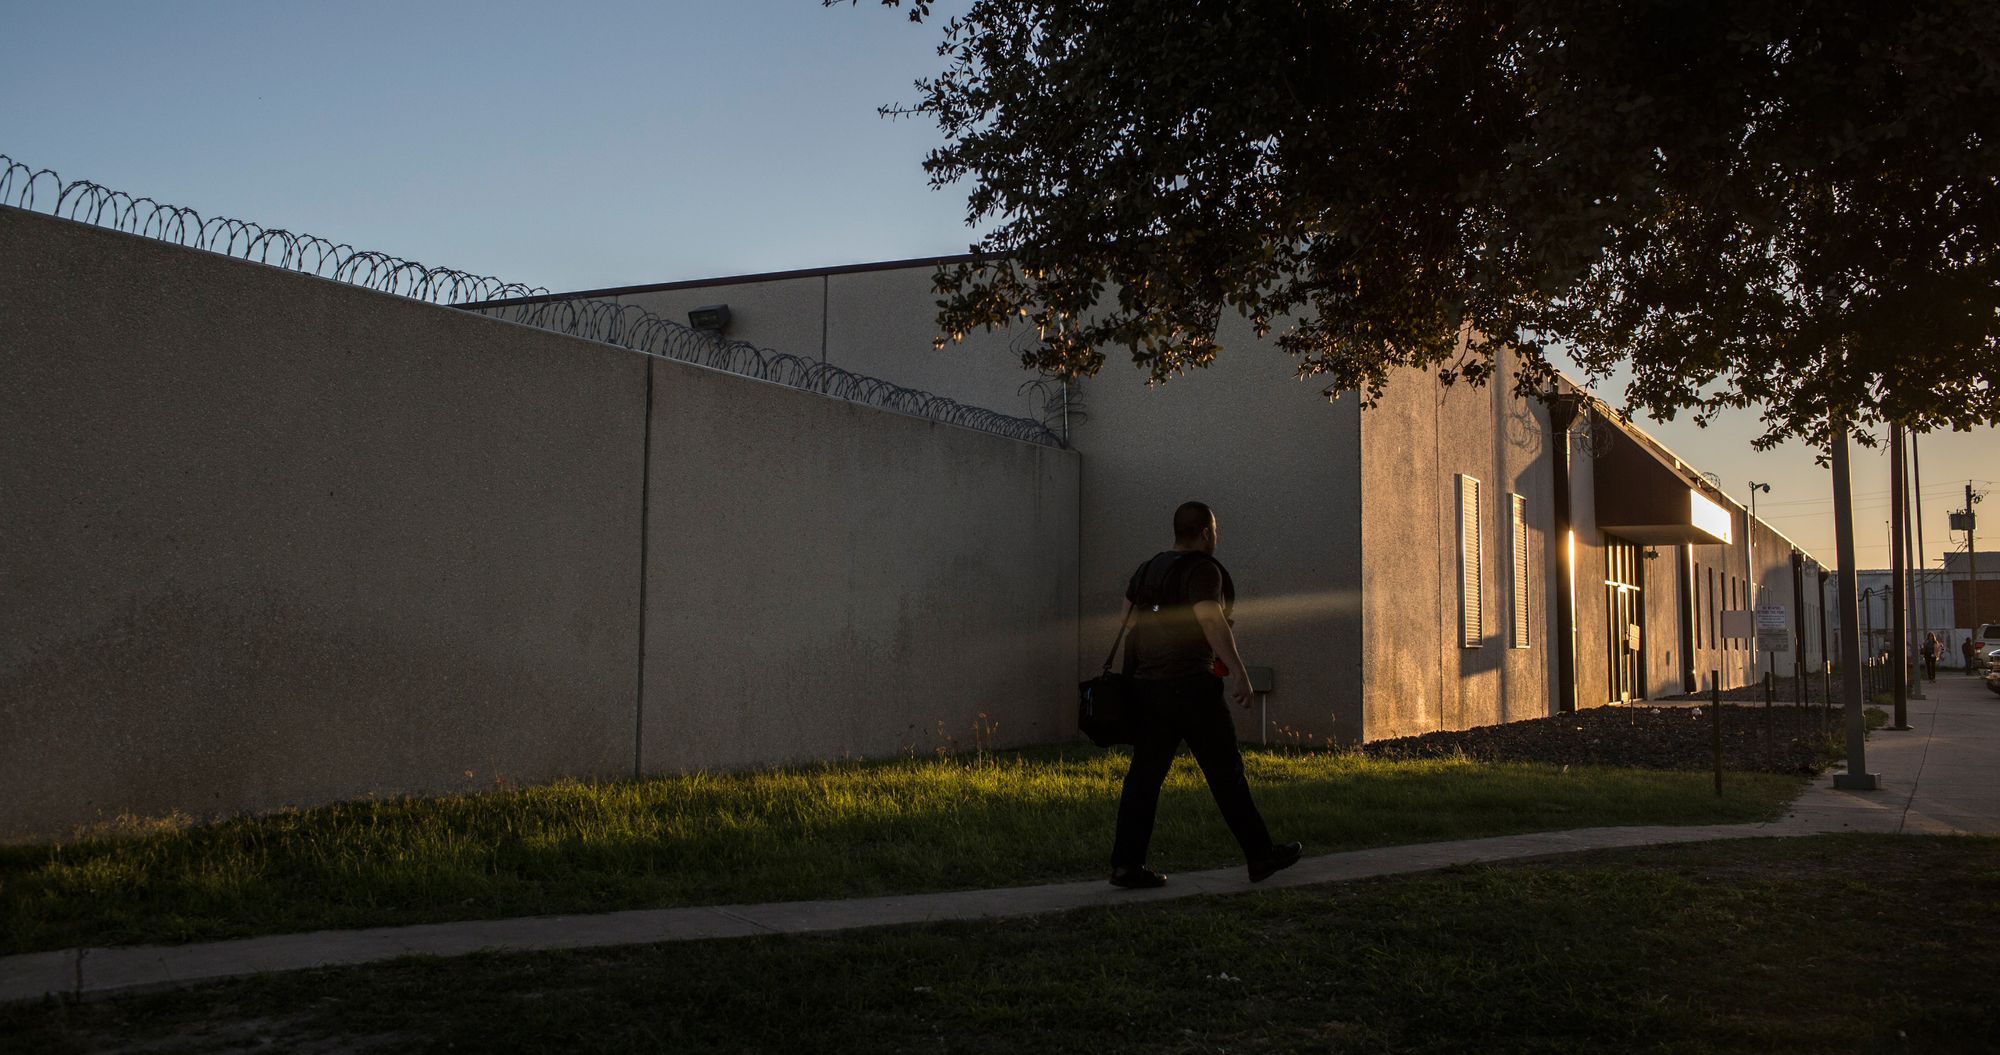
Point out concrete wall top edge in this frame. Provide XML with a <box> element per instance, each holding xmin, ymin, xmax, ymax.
<box><xmin>459</xmin><ymin>251</ymin><xmax>986</xmax><ymax>309</ymax></box>
<box><xmin>0</xmin><ymin>210</ymin><xmax>1060</xmax><ymax>455</ymax></box>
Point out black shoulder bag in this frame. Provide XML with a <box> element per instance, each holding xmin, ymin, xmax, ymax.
<box><xmin>1077</xmin><ymin>607</ymin><xmax>1140</xmax><ymax>747</ymax></box>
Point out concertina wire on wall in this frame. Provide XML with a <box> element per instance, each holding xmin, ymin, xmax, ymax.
<box><xmin>0</xmin><ymin>153</ymin><xmax>1065</xmax><ymax>448</ymax></box>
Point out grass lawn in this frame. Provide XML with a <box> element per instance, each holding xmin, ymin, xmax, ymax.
<box><xmin>0</xmin><ymin>743</ymin><xmax>1808</xmax><ymax>955</ymax></box>
<box><xmin>1</xmin><ymin>745</ymin><xmax>1804</xmax><ymax>955</ymax></box>
<box><xmin>9</xmin><ymin>834</ymin><xmax>1995</xmax><ymax>1054</ymax></box>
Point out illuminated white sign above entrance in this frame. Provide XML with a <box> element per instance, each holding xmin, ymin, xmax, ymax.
<box><xmin>1689</xmin><ymin>489</ymin><xmax>1733</xmax><ymax>545</ymax></box>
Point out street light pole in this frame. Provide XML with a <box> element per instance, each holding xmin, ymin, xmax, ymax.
<box><xmin>1749</xmin><ymin>481</ymin><xmax>1771</xmax><ymax>680</ymax></box>
<box><xmin>1862</xmin><ymin>587</ymin><xmax>1876</xmax><ymax>654</ymax></box>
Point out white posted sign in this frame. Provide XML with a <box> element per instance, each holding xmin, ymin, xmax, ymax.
<box><xmin>1755</xmin><ymin>603</ymin><xmax>1788</xmax><ymax>652</ymax></box>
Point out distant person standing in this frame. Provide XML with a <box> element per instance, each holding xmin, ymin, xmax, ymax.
<box><xmin>1107</xmin><ymin>501</ymin><xmax>1300</xmax><ymax>889</ymax></box>
<box><xmin>1967</xmin><ymin>636</ymin><xmax>1982</xmax><ymax>674</ymax></box>
<box><xmin>1920</xmin><ymin>632</ymin><xmax>1939</xmax><ymax>681</ymax></box>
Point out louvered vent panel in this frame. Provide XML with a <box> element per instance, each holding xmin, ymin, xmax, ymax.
<box><xmin>1511</xmin><ymin>493</ymin><xmax>1531</xmax><ymax>647</ymax></box>
<box><xmin>1459</xmin><ymin>474</ymin><xmax>1483</xmax><ymax>647</ymax></box>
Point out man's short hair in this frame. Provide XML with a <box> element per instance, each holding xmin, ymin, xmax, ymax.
<box><xmin>1173</xmin><ymin>501</ymin><xmax>1214</xmax><ymax>543</ymax></box>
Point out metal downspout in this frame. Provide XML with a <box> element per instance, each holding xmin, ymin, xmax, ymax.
<box><xmin>1547</xmin><ymin>394</ymin><xmax>1582</xmax><ymax>713</ymax></box>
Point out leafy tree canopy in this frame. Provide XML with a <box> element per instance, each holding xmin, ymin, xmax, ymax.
<box><xmin>855</xmin><ymin>0</ymin><xmax>1999</xmax><ymax>448</ymax></box>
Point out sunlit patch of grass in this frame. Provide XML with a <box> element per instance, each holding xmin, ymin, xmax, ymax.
<box><xmin>0</xmin><ymin>745</ymin><xmax>1803</xmax><ymax>955</ymax></box>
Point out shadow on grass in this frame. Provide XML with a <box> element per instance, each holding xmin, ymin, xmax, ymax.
<box><xmin>0</xmin><ymin>745</ymin><xmax>1804</xmax><ymax>955</ymax></box>
<box><xmin>11</xmin><ymin>835</ymin><xmax>1993</xmax><ymax>1055</ymax></box>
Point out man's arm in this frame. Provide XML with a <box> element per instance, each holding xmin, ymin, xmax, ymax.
<box><xmin>1193</xmin><ymin>600</ymin><xmax>1254</xmax><ymax>709</ymax></box>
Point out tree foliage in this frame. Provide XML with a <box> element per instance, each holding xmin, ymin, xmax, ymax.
<box><xmin>860</xmin><ymin>0</ymin><xmax>2000</xmax><ymax>447</ymax></box>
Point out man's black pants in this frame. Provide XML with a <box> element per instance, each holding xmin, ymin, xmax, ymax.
<box><xmin>1111</xmin><ymin>672</ymin><xmax>1274</xmax><ymax>868</ymax></box>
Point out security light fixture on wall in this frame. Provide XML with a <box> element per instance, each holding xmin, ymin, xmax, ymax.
<box><xmin>688</xmin><ymin>304</ymin><xmax>731</xmax><ymax>334</ymax></box>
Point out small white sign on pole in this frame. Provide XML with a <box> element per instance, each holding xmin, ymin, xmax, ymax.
<box><xmin>1755</xmin><ymin>603</ymin><xmax>1788</xmax><ymax>653</ymax></box>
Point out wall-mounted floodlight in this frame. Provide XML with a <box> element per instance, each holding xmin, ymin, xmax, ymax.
<box><xmin>688</xmin><ymin>304</ymin><xmax>731</xmax><ymax>334</ymax></box>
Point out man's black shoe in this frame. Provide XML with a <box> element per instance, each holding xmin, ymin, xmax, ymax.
<box><xmin>1248</xmin><ymin>841</ymin><xmax>1302</xmax><ymax>883</ymax></box>
<box><xmin>1109</xmin><ymin>865</ymin><xmax>1168</xmax><ymax>889</ymax></box>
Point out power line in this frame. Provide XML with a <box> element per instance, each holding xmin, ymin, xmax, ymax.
<box><xmin>1754</xmin><ymin>483</ymin><xmax>1971</xmax><ymax>508</ymax></box>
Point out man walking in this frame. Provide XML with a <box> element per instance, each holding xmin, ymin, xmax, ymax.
<box><xmin>1108</xmin><ymin>501</ymin><xmax>1301</xmax><ymax>889</ymax></box>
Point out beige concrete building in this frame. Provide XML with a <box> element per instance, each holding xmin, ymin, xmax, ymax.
<box><xmin>473</xmin><ymin>255</ymin><xmax>1830</xmax><ymax>746</ymax></box>
<box><xmin>3</xmin><ymin>202</ymin><xmax>1827</xmax><ymax>841</ymax></box>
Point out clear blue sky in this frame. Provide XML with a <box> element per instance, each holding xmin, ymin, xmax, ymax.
<box><xmin>0</xmin><ymin>1</ymin><xmax>976</xmax><ymax>285</ymax></box>
<box><xmin>4</xmin><ymin>0</ymin><xmax>1992</xmax><ymax>576</ymax></box>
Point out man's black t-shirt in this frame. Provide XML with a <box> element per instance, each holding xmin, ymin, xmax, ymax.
<box><xmin>1125</xmin><ymin>551</ymin><xmax>1230</xmax><ymax>680</ymax></box>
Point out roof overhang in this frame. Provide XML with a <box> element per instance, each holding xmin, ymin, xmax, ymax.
<box><xmin>1591</xmin><ymin>422</ymin><xmax>1733</xmax><ymax>545</ymax></box>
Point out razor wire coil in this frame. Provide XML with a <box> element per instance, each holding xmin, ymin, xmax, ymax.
<box><xmin>473</xmin><ymin>298</ymin><xmax>1064</xmax><ymax>445</ymax></box>
<box><xmin>1</xmin><ymin>156</ymin><xmax>546</xmax><ymax>304</ymax></box>
<box><xmin>2</xmin><ymin>153</ymin><xmax>1063</xmax><ymax>447</ymax></box>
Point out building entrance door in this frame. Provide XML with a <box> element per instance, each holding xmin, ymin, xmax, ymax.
<box><xmin>1605</xmin><ymin>538</ymin><xmax>1646</xmax><ymax>704</ymax></box>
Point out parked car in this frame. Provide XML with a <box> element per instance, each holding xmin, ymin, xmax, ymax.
<box><xmin>1980</xmin><ymin>624</ymin><xmax>2000</xmax><ymax>670</ymax></box>
<box><xmin>1986</xmin><ymin>661</ymin><xmax>2000</xmax><ymax>696</ymax></box>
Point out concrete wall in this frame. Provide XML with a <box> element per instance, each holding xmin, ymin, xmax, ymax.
<box><xmin>1688</xmin><ymin>538</ymin><xmax>1734</xmax><ymax>689</ymax></box>
<box><xmin>1683</xmin><ymin>508</ymin><xmax>1771</xmax><ymax>691</ymax></box>
<box><xmin>1670</xmin><ymin>505</ymin><xmax>1827</xmax><ymax>693</ymax></box>
<box><xmin>2</xmin><ymin>207</ymin><xmax>646</xmax><ymax>841</ymax></box>
<box><xmin>643</xmin><ymin>364</ymin><xmax>1078</xmax><ymax>770</ymax></box>
<box><xmin>1070</xmin><ymin>314</ymin><xmax>1364</xmax><ymax>746</ymax></box>
<box><xmin>1744</xmin><ymin>516</ymin><xmax>1817</xmax><ymax>680</ymax></box>
<box><xmin>1358</xmin><ymin>345</ymin><xmax>1556</xmax><ymax>739</ymax></box>
<box><xmin>0</xmin><ymin>208</ymin><xmax>1077</xmax><ymax>842</ymax></box>
<box><xmin>547</xmin><ymin>269</ymin><xmax>1364</xmax><ymax>744</ymax></box>
<box><xmin>1641</xmin><ymin>548</ymin><xmax>1685</xmax><ymax>699</ymax></box>
<box><xmin>827</xmin><ymin>268</ymin><xmax>1052</xmax><ymax>425</ymax></box>
<box><xmin>595</xmin><ymin>264</ymin><xmax>1048</xmax><ymax>424</ymax></box>
<box><xmin>1563</xmin><ymin>418</ymin><xmax>1615</xmax><ymax>710</ymax></box>
<box><xmin>617</xmin><ymin>282</ymin><xmax>827</xmax><ymax>386</ymax></box>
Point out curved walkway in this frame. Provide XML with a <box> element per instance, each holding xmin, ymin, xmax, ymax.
<box><xmin>7</xmin><ymin>676</ymin><xmax>1995</xmax><ymax>1007</ymax></box>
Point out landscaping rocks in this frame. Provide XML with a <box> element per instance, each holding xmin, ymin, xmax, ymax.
<box><xmin>1362</xmin><ymin>703</ymin><xmax>1840</xmax><ymax>775</ymax></box>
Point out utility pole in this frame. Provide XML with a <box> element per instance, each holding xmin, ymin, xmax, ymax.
<box><xmin>1971</xmin><ymin>482</ymin><xmax>1983</xmax><ymax>631</ymax></box>
<box><xmin>1863</xmin><ymin>586</ymin><xmax>1876</xmax><ymax>656</ymax></box>
<box><xmin>1832</xmin><ymin>427</ymin><xmax>1877</xmax><ymax>790</ymax></box>
<box><xmin>1889</xmin><ymin>426</ymin><xmax>1909</xmax><ymax>730</ymax></box>
<box><xmin>1955</xmin><ymin>483</ymin><xmax>1984</xmax><ymax>633</ymax></box>
<box><xmin>1913</xmin><ymin>434</ymin><xmax>1930</xmax><ymax>696</ymax></box>
<box><xmin>1901</xmin><ymin>433</ymin><xmax>1923</xmax><ymax>702</ymax></box>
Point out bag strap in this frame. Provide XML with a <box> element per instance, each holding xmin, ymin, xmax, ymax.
<box><xmin>1131</xmin><ymin>551</ymin><xmax>1194</xmax><ymax>609</ymax></box>
<box><xmin>1101</xmin><ymin>606</ymin><xmax>1135</xmax><ymax>673</ymax></box>
<box><xmin>1144</xmin><ymin>552</ymin><xmax>1233</xmax><ymax>615</ymax></box>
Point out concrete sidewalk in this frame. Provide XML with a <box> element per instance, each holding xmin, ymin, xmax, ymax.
<box><xmin>1798</xmin><ymin>668</ymin><xmax>2000</xmax><ymax>836</ymax></box>
<box><xmin>6</xmin><ymin>675</ymin><xmax>1996</xmax><ymax>1007</ymax></box>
